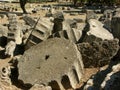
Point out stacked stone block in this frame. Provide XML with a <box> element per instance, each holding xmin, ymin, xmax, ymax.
<box><xmin>8</xmin><ymin>14</ymin><xmax>18</xmax><ymax>42</ymax></box>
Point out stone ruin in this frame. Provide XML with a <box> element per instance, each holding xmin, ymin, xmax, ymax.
<box><xmin>84</xmin><ymin>61</ymin><xmax>120</xmax><ymax>90</ymax></box>
<box><xmin>82</xmin><ymin>19</ymin><xmax>114</xmax><ymax>43</ymax></box>
<box><xmin>18</xmin><ymin>38</ymin><xmax>84</xmax><ymax>90</ymax></box>
<box><xmin>23</xmin><ymin>15</ymin><xmax>54</xmax><ymax>49</ymax></box>
<box><xmin>77</xmin><ymin>39</ymin><xmax>119</xmax><ymax>67</ymax></box>
<box><xmin>0</xmin><ymin>4</ymin><xmax>120</xmax><ymax>90</ymax></box>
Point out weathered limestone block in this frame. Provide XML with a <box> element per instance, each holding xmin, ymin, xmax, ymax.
<box><xmin>65</xmin><ymin>19</ymin><xmax>77</xmax><ymax>28</ymax></box>
<box><xmin>52</xmin><ymin>11</ymin><xmax>64</xmax><ymax>33</ymax></box>
<box><xmin>103</xmin><ymin>9</ymin><xmax>113</xmax><ymax>20</ymax></box>
<box><xmin>51</xmin><ymin>19</ymin><xmax>82</xmax><ymax>43</ymax></box>
<box><xmin>77</xmin><ymin>39</ymin><xmax>119</xmax><ymax>67</ymax></box>
<box><xmin>51</xmin><ymin>28</ymin><xmax>82</xmax><ymax>43</ymax></box>
<box><xmin>0</xmin><ymin>58</ymin><xmax>12</xmax><ymax>90</ymax></box>
<box><xmin>111</xmin><ymin>16</ymin><xmax>120</xmax><ymax>41</ymax></box>
<box><xmin>114</xmin><ymin>8</ymin><xmax>120</xmax><ymax>16</ymax></box>
<box><xmin>30</xmin><ymin>84</ymin><xmax>52</xmax><ymax>90</ymax></box>
<box><xmin>18</xmin><ymin>38</ymin><xmax>84</xmax><ymax>89</ymax></box>
<box><xmin>23</xmin><ymin>15</ymin><xmax>36</xmax><ymax>27</ymax></box>
<box><xmin>8</xmin><ymin>14</ymin><xmax>23</xmax><ymax>44</ymax></box>
<box><xmin>86</xmin><ymin>10</ymin><xmax>98</xmax><ymax>21</ymax></box>
<box><xmin>23</xmin><ymin>15</ymin><xmax>54</xmax><ymax>48</ymax></box>
<box><xmin>83</xmin><ymin>19</ymin><xmax>114</xmax><ymax>43</ymax></box>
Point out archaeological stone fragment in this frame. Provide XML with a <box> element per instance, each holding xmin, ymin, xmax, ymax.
<box><xmin>23</xmin><ymin>15</ymin><xmax>54</xmax><ymax>48</ymax></box>
<box><xmin>111</xmin><ymin>16</ymin><xmax>120</xmax><ymax>41</ymax></box>
<box><xmin>52</xmin><ymin>11</ymin><xmax>64</xmax><ymax>33</ymax></box>
<box><xmin>18</xmin><ymin>38</ymin><xmax>84</xmax><ymax>89</ymax></box>
<box><xmin>86</xmin><ymin>10</ymin><xmax>98</xmax><ymax>21</ymax></box>
<box><xmin>77</xmin><ymin>39</ymin><xmax>119</xmax><ymax>67</ymax></box>
<box><xmin>83</xmin><ymin>19</ymin><xmax>114</xmax><ymax>43</ymax></box>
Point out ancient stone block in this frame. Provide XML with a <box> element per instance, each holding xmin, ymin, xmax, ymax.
<box><xmin>52</xmin><ymin>11</ymin><xmax>64</xmax><ymax>33</ymax></box>
<box><xmin>23</xmin><ymin>15</ymin><xmax>54</xmax><ymax>48</ymax></box>
<box><xmin>86</xmin><ymin>10</ymin><xmax>98</xmax><ymax>21</ymax></box>
<box><xmin>18</xmin><ymin>38</ymin><xmax>84</xmax><ymax>89</ymax></box>
<box><xmin>51</xmin><ymin>28</ymin><xmax>82</xmax><ymax>43</ymax></box>
<box><xmin>111</xmin><ymin>16</ymin><xmax>120</xmax><ymax>41</ymax></box>
<box><xmin>77</xmin><ymin>39</ymin><xmax>119</xmax><ymax>67</ymax></box>
<box><xmin>30</xmin><ymin>84</ymin><xmax>52</xmax><ymax>90</ymax></box>
<box><xmin>83</xmin><ymin>19</ymin><xmax>114</xmax><ymax>43</ymax></box>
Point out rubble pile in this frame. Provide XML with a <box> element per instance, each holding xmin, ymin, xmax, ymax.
<box><xmin>84</xmin><ymin>62</ymin><xmax>120</xmax><ymax>90</ymax></box>
<box><xmin>0</xmin><ymin>3</ymin><xmax>120</xmax><ymax>90</ymax></box>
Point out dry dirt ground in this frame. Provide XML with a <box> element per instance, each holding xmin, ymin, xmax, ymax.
<box><xmin>0</xmin><ymin>2</ymin><xmax>101</xmax><ymax>90</ymax></box>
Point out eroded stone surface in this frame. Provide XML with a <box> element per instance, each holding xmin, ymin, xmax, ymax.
<box><xmin>77</xmin><ymin>39</ymin><xmax>119</xmax><ymax>67</ymax></box>
<box><xmin>18</xmin><ymin>38</ymin><xmax>84</xmax><ymax>89</ymax></box>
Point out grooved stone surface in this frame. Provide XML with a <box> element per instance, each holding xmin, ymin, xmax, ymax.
<box><xmin>18</xmin><ymin>38</ymin><xmax>83</xmax><ymax>85</ymax></box>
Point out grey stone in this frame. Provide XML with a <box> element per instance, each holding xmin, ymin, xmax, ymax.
<box><xmin>51</xmin><ymin>28</ymin><xmax>82</xmax><ymax>43</ymax></box>
<box><xmin>65</xmin><ymin>19</ymin><xmax>77</xmax><ymax>28</ymax></box>
<box><xmin>86</xmin><ymin>10</ymin><xmax>98</xmax><ymax>21</ymax></box>
<box><xmin>52</xmin><ymin>11</ymin><xmax>64</xmax><ymax>33</ymax></box>
<box><xmin>77</xmin><ymin>39</ymin><xmax>119</xmax><ymax>67</ymax></box>
<box><xmin>0</xmin><ymin>25</ymin><xmax>8</xmax><ymax>37</ymax></box>
<box><xmin>30</xmin><ymin>84</ymin><xmax>52</xmax><ymax>90</ymax></box>
<box><xmin>103</xmin><ymin>9</ymin><xmax>113</xmax><ymax>19</ymax></box>
<box><xmin>111</xmin><ymin>16</ymin><xmax>120</xmax><ymax>41</ymax></box>
<box><xmin>23</xmin><ymin>15</ymin><xmax>36</xmax><ymax>27</ymax></box>
<box><xmin>25</xmin><ymin>17</ymin><xmax>54</xmax><ymax>49</ymax></box>
<box><xmin>84</xmin><ymin>62</ymin><xmax>120</xmax><ymax>90</ymax></box>
<box><xmin>53</xmin><ymin>11</ymin><xmax>64</xmax><ymax>21</ymax></box>
<box><xmin>83</xmin><ymin>19</ymin><xmax>114</xmax><ymax>43</ymax></box>
<box><xmin>18</xmin><ymin>38</ymin><xmax>84</xmax><ymax>89</ymax></box>
<box><xmin>101</xmin><ymin>63</ymin><xmax>120</xmax><ymax>90</ymax></box>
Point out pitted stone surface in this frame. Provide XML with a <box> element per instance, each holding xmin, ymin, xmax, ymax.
<box><xmin>77</xmin><ymin>39</ymin><xmax>119</xmax><ymax>67</ymax></box>
<box><xmin>18</xmin><ymin>38</ymin><xmax>84</xmax><ymax>88</ymax></box>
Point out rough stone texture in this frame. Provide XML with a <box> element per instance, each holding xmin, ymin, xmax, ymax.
<box><xmin>18</xmin><ymin>38</ymin><xmax>84</xmax><ymax>89</ymax></box>
<box><xmin>51</xmin><ymin>18</ymin><xmax>82</xmax><ymax>43</ymax></box>
<box><xmin>8</xmin><ymin>14</ymin><xmax>18</xmax><ymax>42</ymax></box>
<box><xmin>77</xmin><ymin>39</ymin><xmax>119</xmax><ymax>67</ymax></box>
<box><xmin>103</xmin><ymin>9</ymin><xmax>113</xmax><ymax>20</ymax></box>
<box><xmin>0</xmin><ymin>58</ymin><xmax>13</xmax><ymax>90</ymax></box>
<box><xmin>7</xmin><ymin>14</ymin><xmax>23</xmax><ymax>45</ymax></box>
<box><xmin>114</xmin><ymin>8</ymin><xmax>120</xmax><ymax>16</ymax></box>
<box><xmin>23</xmin><ymin>15</ymin><xmax>36</xmax><ymax>27</ymax></box>
<box><xmin>111</xmin><ymin>16</ymin><xmax>120</xmax><ymax>41</ymax></box>
<box><xmin>65</xmin><ymin>19</ymin><xmax>77</xmax><ymax>28</ymax></box>
<box><xmin>23</xmin><ymin>15</ymin><xmax>54</xmax><ymax>48</ymax></box>
<box><xmin>52</xmin><ymin>11</ymin><xmax>64</xmax><ymax>33</ymax></box>
<box><xmin>83</xmin><ymin>62</ymin><xmax>120</xmax><ymax>90</ymax></box>
<box><xmin>86</xmin><ymin>10</ymin><xmax>98</xmax><ymax>21</ymax></box>
<box><xmin>83</xmin><ymin>19</ymin><xmax>114</xmax><ymax>43</ymax></box>
<box><xmin>103</xmin><ymin>19</ymin><xmax>111</xmax><ymax>32</ymax></box>
<box><xmin>51</xmin><ymin>28</ymin><xmax>82</xmax><ymax>43</ymax></box>
<box><xmin>101</xmin><ymin>63</ymin><xmax>120</xmax><ymax>90</ymax></box>
<box><xmin>30</xmin><ymin>84</ymin><xmax>52</xmax><ymax>90</ymax></box>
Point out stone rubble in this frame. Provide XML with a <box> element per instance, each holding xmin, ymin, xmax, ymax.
<box><xmin>0</xmin><ymin>3</ymin><xmax>120</xmax><ymax>90</ymax></box>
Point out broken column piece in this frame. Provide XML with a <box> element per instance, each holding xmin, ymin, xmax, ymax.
<box><xmin>18</xmin><ymin>38</ymin><xmax>84</xmax><ymax>90</ymax></box>
<box><xmin>23</xmin><ymin>15</ymin><xmax>54</xmax><ymax>49</ymax></box>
